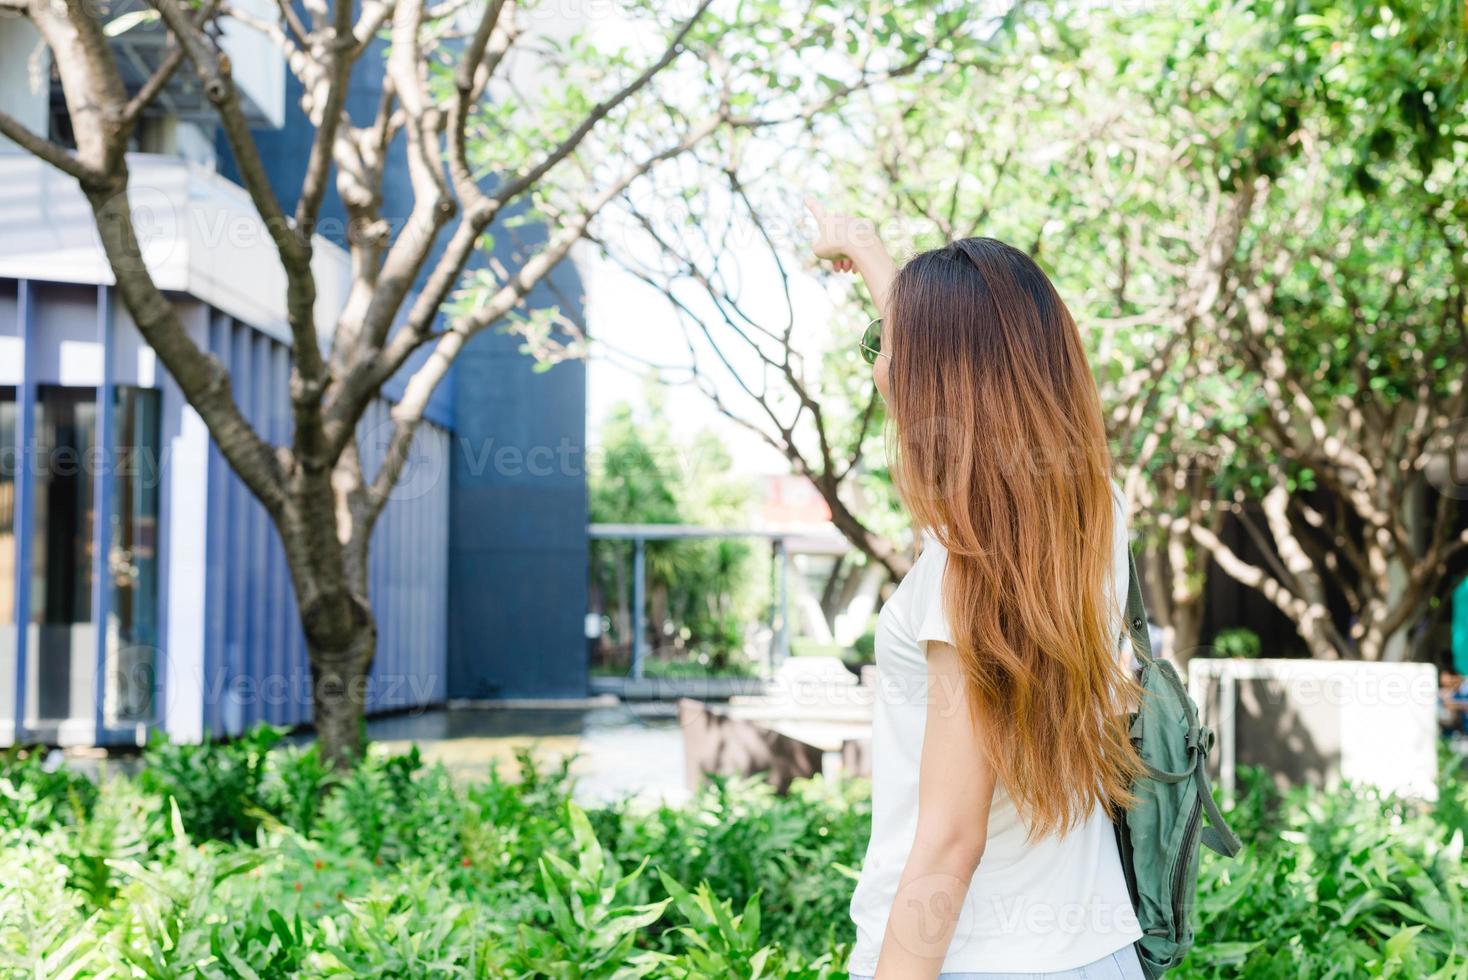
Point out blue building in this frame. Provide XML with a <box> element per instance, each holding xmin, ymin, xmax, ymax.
<box><xmin>0</xmin><ymin>12</ymin><xmax>588</xmax><ymax>746</ymax></box>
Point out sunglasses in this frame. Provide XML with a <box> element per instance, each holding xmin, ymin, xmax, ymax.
<box><xmin>860</xmin><ymin>317</ymin><xmax>884</xmax><ymax>365</ymax></box>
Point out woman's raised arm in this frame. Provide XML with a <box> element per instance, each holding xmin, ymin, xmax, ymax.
<box><xmin>805</xmin><ymin>197</ymin><xmax>898</xmax><ymax>316</ymax></box>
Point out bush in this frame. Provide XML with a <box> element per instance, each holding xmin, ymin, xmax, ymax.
<box><xmin>0</xmin><ymin>734</ymin><xmax>857</xmax><ymax>976</ymax></box>
<box><xmin>1210</xmin><ymin>628</ymin><xmax>1262</xmax><ymax>659</ymax></box>
<box><xmin>0</xmin><ymin>727</ymin><xmax>1464</xmax><ymax>975</ymax></box>
<box><xmin>135</xmin><ymin>723</ymin><xmax>286</xmax><ymax>842</ymax></box>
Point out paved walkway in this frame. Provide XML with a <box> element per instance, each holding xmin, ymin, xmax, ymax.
<box><xmin>367</xmin><ymin>702</ymin><xmax>690</xmax><ymax>806</ymax></box>
<box><xmin>51</xmin><ymin>703</ymin><xmax>692</xmax><ymax>806</ymax></box>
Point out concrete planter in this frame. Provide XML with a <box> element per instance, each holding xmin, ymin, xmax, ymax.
<box><xmin>1187</xmin><ymin>658</ymin><xmax>1439</xmax><ymax>802</ymax></box>
<box><xmin>675</xmin><ymin>657</ymin><xmax>875</xmax><ymax>791</ymax></box>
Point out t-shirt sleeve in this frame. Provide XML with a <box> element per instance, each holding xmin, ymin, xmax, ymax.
<box><xmin>914</xmin><ymin>541</ymin><xmax>955</xmax><ymax>648</ymax></box>
<box><xmin>1108</xmin><ymin>482</ymin><xmax>1128</xmax><ymax>628</ymax></box>
<box><xmin>1109</xmin><ymin>480</ymin><xmax>1138</xmax><ymax>670</ymax></box>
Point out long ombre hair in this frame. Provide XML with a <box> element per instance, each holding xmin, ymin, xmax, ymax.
<box><xmin>886</xmin><ymin>237</ymin><xmax>1144</xmax><ymax>840</ymax></box>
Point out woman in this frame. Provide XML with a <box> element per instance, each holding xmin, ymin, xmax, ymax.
<box><xmin>807</xmin><ymin>200</ymin><xmax>1148</xmax><ymax>980</ymax></box>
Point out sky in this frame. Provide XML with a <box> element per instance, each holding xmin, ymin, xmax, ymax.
<box><xmin>578</xmin><ymin>223</ymin><xmax>843</xmax><ymax>477</ymax></box>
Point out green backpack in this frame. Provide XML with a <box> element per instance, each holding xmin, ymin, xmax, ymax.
<box><xmin>1111</xmin><ymin>548</ymin><xmax>1242</xmax><ymax>979</ymax></box>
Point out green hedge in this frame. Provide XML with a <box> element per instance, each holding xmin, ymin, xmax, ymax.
<box><xmin>0</xmin><ymin>726</ymin><xmax>1464</xmax><ymax>976</ymax></box>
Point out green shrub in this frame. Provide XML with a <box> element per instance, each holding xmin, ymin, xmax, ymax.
<box><xmin>1210</xmin><ymin>628</ymin><xmax>1263</xmax><ymax>659</ymax></box>
<box><xmin>1</xmin><ymin>725</ymin><xmax>1465</xmax><ymax>976</ymax></box>
<box><xmin>0</xmin><ymin>745</ymin><xmax>98</xmax><ymax>832</ymax></box>
<box><xmin>136</xmin><ymin>724</ymin><xmax>286</xmax><ymax>842</ymax></box>
<box><xmin>1182</xmin><ymin>760</ymin><xmax>1468</xmax><ymax>978</ymax></box>
<box><xmin>642</xmin><ymin>656</ymin><xmax>760</xmax><ymax>679</ymax></box>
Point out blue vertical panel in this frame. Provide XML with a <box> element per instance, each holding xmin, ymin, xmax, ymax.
<box><xmin>202</xmin><ymin>313</ymin><xmax>230</xmax><ymax>736</ymax></box>
<box><xmin>248</xmin><ymin>332</ymin><xmax>267</xmax><ymax>726</ymax></box>
<box><xmin>403</xmin><ymin>461</ymin><xmax>417</xmax><ymax>710</ymax></box>
<box><xmin>435</xmin><ymin>425</ymin><xmax>450</xmax><ymax>703</ymax></box>
<box><xmin>250</xmin><ymin>334</ymin><xmax>276</xmax><ymax>725</ymax></box>
<box><xmin>90</xmin><ymin>285</ymin><xmax>115</xmax><ymax>737</ymax></box>
<box><xmin>155</xmin><ymin>304</ymin><xmax>214</xmax><ymax>746</ymax></box>
<box><xmin>416</xmin><ymin>473</ymin><xmax>429</xmax><ymax>708</ymax></box>
<box><xmin>360</xmin><ymin>400</ymin><xmax>376</xmax><ymax>712</ymax></box>
<box><xmin>389</xmin><ymin>467</ymin><xmax>404</xmax><ymax>712</ymax></box>
<box><xmin>384</xmin><ymin>405</ymin><xmax>396</xmax><ymax>710</ymax></box>
<box><xmin>362</xmin><ymin>405</ymin><xmax>449</xmax><ymax>714</ymax></box>
<box><xmin>249</xmin><ymin>335</ymin><xmax>268</xmax><ymax>726</ymax></box>
<box><xmin>392</xmin><ymin>444</ymin><xmax>406</xmax><ymax>709</ymax></box>
<box><xmin>226</xmin><ymin>322</ymin><xmax>252</xmax><ymax>736</ymax></box>
<box><xmin>384</xmin><ymin>404</ymin><xmax>402</xmax><ymax>704</ymax></box>
<box><xmin>260</xmin><ymin>340</ymin><xmax>278</xmax><ymax>723</ymax></box>
<box><xmin>12</xmin><ymin>281</ymin><xmax>36</xmax><ymax>741</ymax></box>
<box><xmin>269</xmin><ymin>343</ymin><xmax>294</xmax><ymax>725</ymax></box>
<box><xmin>428</xmin><ymin>424</ymin><xmax>450</xmax><ymax>703</ymax></box>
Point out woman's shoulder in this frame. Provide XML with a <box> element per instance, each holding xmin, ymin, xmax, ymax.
<box><xmin>916</xmin><ymin>527</ymin><xmax>950</xmax><ymax>568</ymax></box>
<box><xmin>909</xmin><ymin>529</ymin><xmax>949</xmax><ymax>595</ymax></box>
<box><xmin>1109</xmin><ymin>478</ymin><xmax>1130</xmax><ymax>536</ymax></box>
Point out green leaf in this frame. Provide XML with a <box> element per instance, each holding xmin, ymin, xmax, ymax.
<box><xmin>1385</xmin><ymin>924</ymin><xmax>1425</xmax><ymax>961</ymax></box>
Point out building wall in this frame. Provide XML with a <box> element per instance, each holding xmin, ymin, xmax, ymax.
<box><xmin>0</xmin><ymin>280</ymin><xmax>449</xmax><ymax>745</ymax></box>
<box><xmin>446</xmin><ymin>304</ymin><xmax>588</xmax><ymax>700</ymax></box>
<box><xmin>200</xmin><ymin>313</ymin><xmax>450</xmax><ymax>736</ymax></box>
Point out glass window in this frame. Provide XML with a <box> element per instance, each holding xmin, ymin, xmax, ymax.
<box><xmin>30</xmin><ymin>386</ymin><xmax>97</xmax><ymax>721</ymax></box>
<box><xmin>106</xmin><ymin>386</ymin><xmax>161</xmax><ymax>722</ymax></box>
<box><xmin>31</xmin><ymin>386</ymin><xmax>96</xmax><ymax>627</ymax></box>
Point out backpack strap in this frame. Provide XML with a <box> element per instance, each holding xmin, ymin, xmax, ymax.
<box><xmin>1196</xmin><ymin>762</ymin><xmax>1243</xmax><ymax>856</ymax></box>
<box><xmin>1121</xmin><ymin>548</ymin><xmax>1155</xmax><ymax>668</ymax></box>
<box><xmin>1123</xmin><ymin>548</ymin><xmax>1243</xmax><ymax>858</ymax></box>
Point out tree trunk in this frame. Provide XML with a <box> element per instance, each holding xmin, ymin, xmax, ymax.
<box><xmin>1169</xmin><ymin>593</ymin><xmax>1205</xmax><ymax>675</ymax></box>
<box><xmin>286</xmin><ymin>465</ymin><xmax>378</xmax><ymax>770</ymax></box>
<box><xmin>308</xmin><ymin>620</ymin><xmax>376</xmax><ymax>770</ymax></box>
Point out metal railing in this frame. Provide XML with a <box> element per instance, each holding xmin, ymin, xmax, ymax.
<box><xmin>587</xmin><ymin>524</ymin><xmax>849</xmax><ymax>680</ymax></box>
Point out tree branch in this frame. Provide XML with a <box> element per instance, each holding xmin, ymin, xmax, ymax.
<box><xmin>0</xmin><ymin>109</ymin><xmax>96</xmax><ymax>182</ymax></box>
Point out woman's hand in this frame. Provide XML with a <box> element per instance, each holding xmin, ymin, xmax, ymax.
<box><xmin>805</xmin><ymin>197</ymin><xmax>880</xmax><ymax>272</ymax></box>
<box><xmin>805</xmin><ymin>197</ymin><xmax>898</xmax><ymax>312</ymax></box>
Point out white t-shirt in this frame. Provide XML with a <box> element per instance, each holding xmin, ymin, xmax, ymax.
<box><xmin>847</xmin><ymin>482</ymin><xmax>1142</xmax><ymax>975</ymax></box>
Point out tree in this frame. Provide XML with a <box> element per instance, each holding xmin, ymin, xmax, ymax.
<box><xmin>592</xmin><ymin>173</ymin><xmax>914</xmax><ymax>583</ymax></box>
<box><xmin>611</xmin><ymin>0</ymin><xmax>1467</xmax><ymax>668</ymax></box>
<box><xmin>599</xmin><ymin>1</ymin><xmax>1245</xmax><ymax>659</ymax></box>
<box><xmin>0</xmin><ymin>0</ymin><xmax>956</xmax><ymax>764</ymax></box>
<box><xmin>585</xmin><ymin>5</ymin><xmax>1006</xmax><ymax>588</ymax></box>
<box><xmin>1179</xmin><ymin>0</ymin><xmax>1468</xmax><ymax>661</ymax></box>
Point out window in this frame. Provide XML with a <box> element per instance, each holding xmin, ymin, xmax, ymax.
<box><xmin>106</xmin><ymin>386</ymin><xmax>161</xmax><ymax>722</ymax></box>
<box><xmin>26</xmin><ymin>385</ymin><xmax>162</xmax><ymax>723</ymax></box>
<box><xmin>31</xmin><ymin>386</ymin><xmax>96</xmax><ymax>628</ymax></box>
<box><xmin>30</xmin><ymin>386</ymin><xmax>96</xmax><ymax>720</ymax></box>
